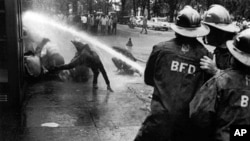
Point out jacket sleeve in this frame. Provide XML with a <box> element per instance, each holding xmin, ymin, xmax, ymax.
<box><xmin>189</xmin><ymin>77</ymin><xmax>218</xmax><ymax>128</ymax></box>
<box><xmin>144</xmin><ymin>46</ymin><xmax>161</xmax><ymax>86</ymax></box>
<box><xmin>57</xmin><ymin>56</ymin><xmax>82</xmax><ymax>70</ymax></box>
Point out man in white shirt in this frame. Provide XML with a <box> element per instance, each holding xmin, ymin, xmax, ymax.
<box><xmin>81</xmin><ymin>14</ymin><xmax>87</xmax><ymax>30</ymax></box>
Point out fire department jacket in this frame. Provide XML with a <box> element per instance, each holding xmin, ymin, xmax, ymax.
<box><xmin>190</xmin><ymin>69</ymin><xmax>250</xmax><ymax>141</ymax></box>
<box><xmin>144</xmin><ymin>38</ymin><xmax>212</xmax><ymax>138</ymax></box>
<box><xmin>214</xmin><ymin>47</ymin><xmax>232</xmax><ymax>70</ymax></box>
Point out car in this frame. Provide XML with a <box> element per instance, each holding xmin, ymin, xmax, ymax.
<box><xmin>135</xmin><ymin>17</ymin><xmax>170</xmax><ymax>31</ymax></box>
<box><xmin>149</xmin><ymin>17</ymin><xmax>170</xmax><ymax>31</ymax></box>
<box><xmin>147</xmin><ymin>18</ymin><xmax>161</xmax><ymax>30</ymax></box>
<box><xmin>157</xmin><ymin>17</ymin><xmax>170</xmax><ymax>31</ymax></box>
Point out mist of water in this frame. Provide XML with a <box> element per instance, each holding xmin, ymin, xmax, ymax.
<box><xmin>22</xmin><ymin>11</ymin><xmax>144</xmax><ymax>73</ymax></box>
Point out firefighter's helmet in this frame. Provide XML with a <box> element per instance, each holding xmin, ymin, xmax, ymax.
<box><xmin>203</xmin><ymin>4</ymin><xmax>240</xmax><ymax>33</ymax></box>
<box><xmin>171</xmin><ymin>5</ymin><xmax>210</xmax><ymax>37</ymax></box>
<box><xmin>226</xmin><ymin>28</ymin><xmax>250</xmax><ymax>66</ymax></box>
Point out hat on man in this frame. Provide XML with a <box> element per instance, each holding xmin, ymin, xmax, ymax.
<box><xmin>171</xmin><ymin>5</ymin><xmax>210</xmax><ymax>37</ymax></box>
<box><xmin>203</xmin><ymin>4</ymin><xmax>240</xmax><ymax>33</ymax></box>
<box><xmin>226</xmin><ymin>28</ymin><xmax>250</xmax><ymax>66</ymax></box>
<box><xmin>71</xmin><ymin>38</ymin><xmax>91</xmax><ymax>53</ymax></box>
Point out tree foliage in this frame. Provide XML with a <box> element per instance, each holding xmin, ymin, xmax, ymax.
<box><xmin>22</xmin><ymin>0</ymin><xmax>250</xmax><ymax>20</ymax></box>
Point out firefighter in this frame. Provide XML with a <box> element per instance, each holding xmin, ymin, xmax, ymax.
<box><xmin>200</xmin><ymin>4</ymin><xmax>240</xmax><ymax>74</ymax></box>
<box><xmin>190</xmin><ymin>28</ymin><xmax>250</xmax><ymax>141</ymax></box>
<box><xmin>134</xmin><ymin>6</ymin><xmax>211</xmax><ymax>141</ymax></box>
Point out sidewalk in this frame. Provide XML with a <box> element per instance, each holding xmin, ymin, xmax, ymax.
<box><xmin>17</xmin><ymin>77</ymin><xmax>150</xmax><ymax>141</ymax></box>
<box><xmin>1</xmin><ymin>24</ymin><xmax>169</xmax><ymax>141</ymax></box>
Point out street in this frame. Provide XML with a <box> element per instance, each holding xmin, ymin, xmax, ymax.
<box><xmin>12</xmin><ymin>24</ymin><xmax>175</xmax><ymax>141</ymax></box>
<box><xmin>1</xmin><ymin>24</ymin><xmax>214</xmax><ymax>141</ymax></box>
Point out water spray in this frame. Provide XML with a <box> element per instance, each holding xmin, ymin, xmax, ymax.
<box><xmin>22</xmin><ymin>11</ymin><xmax>144</xmax><ymax>73</ymax></box>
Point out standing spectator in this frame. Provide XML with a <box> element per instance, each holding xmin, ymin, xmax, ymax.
<box><xmin>107</xmin><ymin>16</ymin><xmax>113</xmax><ymax>35</ymax></box>
<box><xmin>200</xmin><ymin>5</ymin><xmax>240</xmax><ymax>75</ymax></box>
<box><xmin>73</xmin><ymin>14</ymin><xmax>81</xmax><ymax>28</ymax></box>
<box><xmin>96</xmin><ymin>14</ymin><xmax>101</xmax><ymax>34</ymax></box>
<box><xmin>112</xmin><ymin>15</ymin><xmax>118</xmax><ymax>34</ymax></box>
<box><xmin>90</xmin><ymin>15</ymin><xmax>95</xmax><ymax>34</ymax></box>
<box><xmin>134</xmin><ymin>6</ymin><xmax>211</xmax><ymax>141</ymax></box>
<box><xmin>93</xmin><ymin>14</ymin><xmax>99</xmax><ymax>34</ymax></box>
<box><xmin>81</xmin><ymin>14</ymin><xmax>87</xmax><ymax>31</ymax></box>
<box><xmin>129</xmin><ymin>15</ymin><xmax>135</xmax><ymax>28</ymax></box>
<box><xmin>101</xmin><ymin>15</ymin><xmax>107</xmax><ymax>35</ymax></box>
<box><xmin>68</xmin><ymin>13</ymin><xmax>74</xmax><ymax>25</ymax></box>
<box><xmin>105</xmin><ymin>15</ymin><xmax>109</xmax><ymax>35</ymax></box>
<box><xmin>87</xmin><ymin>14</ymin><xmax>91</xmax><ymax>32</ymax></box>
<box><xmin>140</xmin><ymin>15</ymin><xmax>148</xmax><ymax>34</ymax></box>
<box><xmin>190</xmin><ymin>28</ymin><xmax>250</xmax><ymax>141</ymax></box>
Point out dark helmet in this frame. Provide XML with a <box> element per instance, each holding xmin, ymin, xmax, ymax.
<box><xmin>171</xmin><ymin>5</ymin><xmax>209</xmax><ymax>37</ymax></box>
<box><xmin>226</xmin><ymin>28</ymin><xmax>250</xmax><ymax>66</ymax></box>
<box><xmin>203</xmin><ymin>4</ymin><xmax>239</xmax><ymax>33</ymax></box>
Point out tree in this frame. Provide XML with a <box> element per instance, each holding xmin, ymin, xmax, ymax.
<box><xmin>133</xmin><ymin>0</ymin><xmax>136</xmax><ymax>16</ymax></box>
<box><xmin>167</xmin><ymin>0</ymin><xmax>181</xmax><ymax>22</ymax></box>
<box><xmin>152</xmin><ymin>0</ymin><xmax>160</xmax><ymax>17</ymax></box>
<box><xmin>121</xmin><ymin>0</ymin><xmax>126</xmax><ymax>12</ymax></box>
<box><xmin>147</xmin><ymin>0</ymin><xmax>150</xmax><ymax>19</ymax></box>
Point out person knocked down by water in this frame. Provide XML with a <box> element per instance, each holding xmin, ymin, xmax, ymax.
<box><xmin>24</xmin><ymin>38</ymin><xmax>50</xmax><ymax>79</ymax></box>
<box><xmin>112</xmin><ymin>58</ymin><xmax>141</xmax><ymax>76</ymax></box>
<box><xmin>111</xmin><ymin>46</ymin><xmax>142</xmax><ymax>76</ymax></box>
<box><xmin>134</xmin><ymin>6</ymin><xmax>212</xmax><ymax>141</ymax></box>
<box><xmin>52</xmin><ymin>39</ymin><xmax>113</xmax><ymax>92</ymax></box>
<box><xmin>40</xmin><ymin>40</ymin><xmax>65</xmax><ymax>74</ymax></box>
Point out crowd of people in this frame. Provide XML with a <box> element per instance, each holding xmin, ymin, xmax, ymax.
<box><xmin>65</xmin><ymin>13</ymin><xmax>118</xmax><ymax>35</ymax></box>
<box><xmin>134</xmin><ymin>4</ymin><xmax>250</xmax><ymax>141</ymax></box>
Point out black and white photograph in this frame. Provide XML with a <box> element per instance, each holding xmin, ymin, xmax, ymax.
<box><xmin>1</xmin><ymin>0</ymin><xmax>250</xmax><ymax>141</ymax></box>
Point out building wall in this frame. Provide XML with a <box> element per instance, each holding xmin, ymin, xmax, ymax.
<box><xmin>0</xmin><ymin>0</ymin><xmax>24</xmax><ymax>110</ymax></box>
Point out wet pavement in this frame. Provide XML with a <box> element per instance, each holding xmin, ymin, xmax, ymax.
<box><xmin>1</xmin><ymin>24</ymin><xmax>159</xmax><ymax>141</ymax></box>
<box><xmin>16</xmin><ymin>78</ymin><xmax>150</xmax><ymax>141</ymax></box>
<box><xmin>1</xmin><ymin>23</ymin><xmax>214</xmax><ymax>140</ymax></box>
